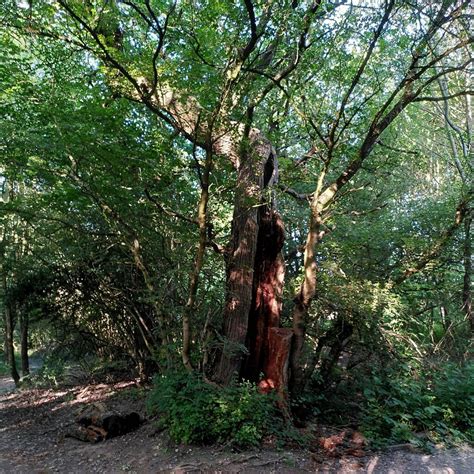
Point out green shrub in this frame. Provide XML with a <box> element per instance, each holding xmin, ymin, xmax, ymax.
<box><xmin>32</xmin><ymin>354</ymin><xmax>66</xmax><ymax>387</ymax></box>
<box><xmin>0</xmin><ymin>353</ymin><xmax>21</xmax><ymax>377</ymax></box>
<box><xmin>0</xmin><ymin>357</ymin><xmax>10</xmax><ymax>377</ymax></box>
<box><xmin>147</xmin><ymin>372</ymin><xmax>278</xmax><ymax>447</ymax></box>
<box><xmin>361</xmin><ymin>362</ymin><xmax>474</xmax><ymax>448</ymax></box>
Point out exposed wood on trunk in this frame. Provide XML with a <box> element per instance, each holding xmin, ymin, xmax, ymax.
<box><xmin>213</xmin><ymin>130</ymin><xmax>280</xmax><ymax>385</ymax></box>
<box><xmin>259</xmin><ymin>327</ymin><xmax>293</xmax><ymax>416</ymax></box>
<box><xmin>241</xmin><ymin>210</ymin><xmax>285</xmax><ymax>381</ymax></box>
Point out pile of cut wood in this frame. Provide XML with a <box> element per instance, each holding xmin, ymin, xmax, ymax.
<box><xmin>66</xmin><ymin>403</ymin><xmax>141</xmax><ymax>442</ymax></box>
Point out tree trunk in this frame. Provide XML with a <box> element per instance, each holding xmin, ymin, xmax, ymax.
<box><xmin>318</xmin><ymin>318</ymin><xmax>353</xmax><ymax>387</ymax></box>
<box><xmin>440</xmin><ymin>305</ymin><xmax>450</xmax><ymax>331</ymax></box>
<box><xmin>182</xmin><ymin>148</ymin><xmax>212</xmax><ymax>371</ymax></box>
<box><xmin>1</xmin><ymin>265</ymin><xmax>19</xmax><ymax>384</ymax></box>
<box><xmin>241</xmin><ymin>208</ymin><xmax>285</xmax><ymax>381</ymax></box>
<box><xmin>3</xmin><ymin>293</ymin><xmax>19</xmax><ymax>385</ymax></box>
<box><xmin>260</xmin><ymin>327</ymin><xmax>293</xmax><ymax>417</ymax></box>
<box><xmin>290</xmin><ymin>210</ymin><xmax>321</xmax><ymax>394</ymax></box>
<box><xmin>3</xmin><ymin>332</ymin><xmax>7</xmax><ymax>362</ymax></box>
<box><xmin>463</xmin><ymin>213</ymin><xmax>472</xmax><ymax>334</ymax></box>
<box><xmin>20</xmin><ymin>310</ymin><xmax>29</xmax><ymax>376</ymax></box>
<box><xmin>289</xmin><ymin>168</ymin><xmax>328</xmax><ymax>395</ymax></box>
<box><xmin>213</xmin><ymin>130</ymin><xmax>284</xmax><ymax>385</ymax></box>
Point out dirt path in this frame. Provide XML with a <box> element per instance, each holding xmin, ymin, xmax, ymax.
<box><xmin>0</xmin><ymin>375</ymin><xmax>15</xmax><ymax>394</ymax></box>
<box><xmin>0</xmin><ymin>382</ymin><xmax>472</xmax><ymax>473</ymax></box>
<box><xmin>0</xmin><ymin>357</ymin><xmax>43</xmax><ymax>395</ymax></box>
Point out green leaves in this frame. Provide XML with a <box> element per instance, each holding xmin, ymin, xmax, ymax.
<box><xmin>361</xmin><ymin>363</ymin><xmax>474</xmax><ymax>448</ymax></box>
<box><xmin>147</xmin><ymin>372</ymin><xmax>277</xmax><ymax>447</ymax></box>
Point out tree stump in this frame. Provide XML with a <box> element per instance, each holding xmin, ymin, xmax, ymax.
<box><xmin>259</xmin><ymin>327</ymin><xmax>293</xmax><ymax>417</ymax></box>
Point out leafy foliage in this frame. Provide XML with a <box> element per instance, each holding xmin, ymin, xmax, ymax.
<box><xmin>147</xmin><ymin>372</ymin><xmax>278</xmax><ymax>447</ymax></box>
<box><xmin>361</xmin><ymin>363</ymin><xmax>474</xmax><ymax>448</ymax></box>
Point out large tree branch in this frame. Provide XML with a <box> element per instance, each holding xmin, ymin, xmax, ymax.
<box><xmin>317</xmin><ymin>43</ymin><xmax>472</xmax><ymax>209</ymax></box>
<box><xmin>394</xmin><ymin>191</ymin><xmax>472</xmax><ymax>285</ymax></box>
<box><xmin>248</xmin><ymin>0</ymin><xmax>325</xmax><ymax>107</ymax></box>
<box><xmin>413</xmin><ymin>90</ymin><xmax>474</xmax><ymax>102</ymax></box>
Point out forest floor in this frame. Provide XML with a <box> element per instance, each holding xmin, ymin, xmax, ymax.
<box><xmin>0</xmin><ymin>376</ymin><xmax>473</xmax><ymax>473</ymax></box>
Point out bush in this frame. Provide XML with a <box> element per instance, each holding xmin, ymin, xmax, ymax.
<box><xmin>361</xmin><ymin>362</ymin><xmax>474</xmax><ymax>448</ymax></box>
<box><xmin>147</xmin><ymin>372</ymin><xmax>278</xmax><ymax>447</ymax></box>
<box><xmin>32</xmin><ymin>355</ymin><xmax>66</xmax><ymax>387</ymax></box>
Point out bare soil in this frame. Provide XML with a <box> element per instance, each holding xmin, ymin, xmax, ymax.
<box><xmin>0</xmin><ymin>377</ymin><xmax>473</xmax><ymax>473</ymax></box>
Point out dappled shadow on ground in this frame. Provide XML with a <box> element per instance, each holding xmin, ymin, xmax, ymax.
<box><xmin>0</xmin><ymin>380</ymin><xmax>150</xmax><ymax>473</ymax></box>
<box><xmin>1</xmin><ymin>381</ymin><xmax>473</xmax><ymax>473</ymax></box>
<box><xmin>364</xmin><ymin>446</ymin><xmax>474</xmax><ymax>474</ymax></box>
<box><xmin>0</xmin><ymin>380</ymin><xmax>319</xmax><ymax>473</ymax></box>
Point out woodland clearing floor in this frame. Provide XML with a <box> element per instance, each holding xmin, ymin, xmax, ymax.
<box><xmin>0</xmin><ymin>376</ymin><xmax>473</xmax><ymax>473</ymax></box>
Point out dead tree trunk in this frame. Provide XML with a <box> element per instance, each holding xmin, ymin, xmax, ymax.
<box><xmin>212</xmin><ymin>130</ymin><xmax>289</xmax><ymax>387</ymax></box>
<box><xmin>241</xmin><ymin>208</ymin><xmax>285</xmax><ymax>382</ymax></box>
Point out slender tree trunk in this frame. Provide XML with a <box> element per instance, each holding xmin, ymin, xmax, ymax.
<box><xmin>5</xmin><ymin>305</ymin><xmax>19</xmax><ymax>384</ymax></box>
<box><xmin>289</xmin><ymin>170</ymin><xmax>327</xmax><ymax>394</ymax></box>
<box><xmin>440</xmin><ymin>305</ymin><xmax>450</xmax><ymax>331</ymax></box>
<box><xmin>290</xmin><ymin>211</ymin><xmax>321</xmax><ymax>393</ymax></box>
<box><xmin>463</xmin><ymin>214</ymin><xmax>473</xmax><ymax>334</ymax></box>
<box><xmin>2</xmin><ymin>272</ymin><xmax>19</xmax><ymax>385</ymax></box>
<box><xmin>131</xmin><ymin>238</ymin><xmax>173</xmax><ymax>368</ymax></box>
<box><xmin>3</xmin><ymin>333</ymin><xmax>7</xmax><ymax>362</ymax></box>
<box><xmin>182</xmin><ymin>148</ymin><xmax>212</xmax><ymax>371</ymax></box>
<box><xmin>318</xmin><ymin>317</ymin><xmax>353</xmax><ymax>388</ymax></box>
<box><xmin>20</xmin><ymin>310</ymin><xmax>29</xmax><ymax>376</ymax></box>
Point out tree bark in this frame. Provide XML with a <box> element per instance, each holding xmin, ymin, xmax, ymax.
<box><xmin>213</xmin><ymin>130</ymin><xmax>282</xmax><ymax>385</ymax></box>
<box><xmin>2</xmin><ymin>272</ymin><xmax>19</xmax><ymax>385</ymax></box>
<box><xmin>182</xmin><ymin>148</ymin><xmax>212</xmax><ymax>371</ymax></box>
<box><xmin>463</xmin><ymin>214</ymin><xmax>473</xmax><ymax>334</ymax></box>
<box><xmin>290</xmin><ymin>210</ymin><xmax>321</xmax><ymax>394</ymax></box>
<box><xmin>289</xmin><ymin>170</ymin><xmax>327</xmax><ymax>394</ymax></box>
<box><xmin>241</xmin><ymin>209</ymin><xmax>285</xmax><ymax>381</ymax></box>
<box><xmin>440</xmin><ymin>305</ymin><xmax>450</xmax><ymax>332</ymax></box>
<box><xmin>20</xmin><ymin>310</ymin><xmax>29</xmax><ymax>376</ymax></box>
<box><xmin>5</xmin><ymin>305</ymin><xmax>19</xmax><ymax>384</ymax></box>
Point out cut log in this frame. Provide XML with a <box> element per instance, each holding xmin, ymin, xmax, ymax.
<box><xmin>69</xmin><ymin>406</ymin><xmax>141</xmax><ymax>442</ymax></box>
<box><xmin>102</xmin><ymin>413</ymin><xmax>141</xmax><ymax>437</ymax></box>
<box><xmin>66</xmin><ymin>424</ymin><xmax>107</xmax><ymax>443</ymax></box>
